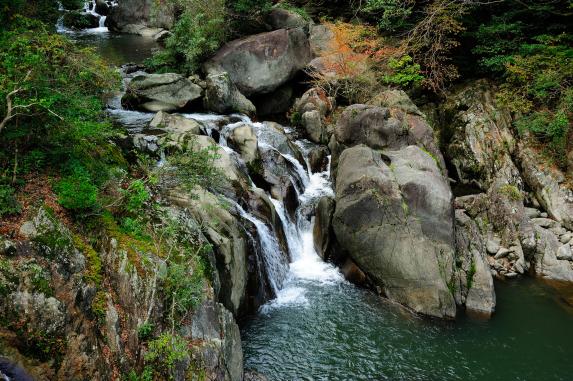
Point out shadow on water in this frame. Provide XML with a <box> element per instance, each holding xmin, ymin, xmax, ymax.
<box><xmin>69</xmin><ymin>32</ymin><xmax>159</xmax><ymax>65</ymax></box>
<box><xmin>241</xmin><ymin>277</ymin><xmax>573</xmax><ymax>381</ymax></box>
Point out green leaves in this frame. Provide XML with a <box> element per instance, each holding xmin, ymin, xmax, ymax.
<box><xmin>383</xmin><ymin>55</ymin><xmax>423</xmax><ymax>88</ymax></box>
<box><xmin>55</xmin><ymin>163</ymin><xmax>99</xmax><ymax>211</ymax></box>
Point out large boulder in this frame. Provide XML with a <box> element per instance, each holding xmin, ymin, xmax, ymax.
<box><xmin>203</xmin><ymin>72</ymin><xmax>256</xmax><ymax>116</ymax></box>
<box><xmin>106</xmin><ymin>0</ymin><xmax>176</xmax><ymax>32</ymax></box>
<box><xmin>94</xmin><ymin>0</ymin><xmax>109</xmax><ymax>16</ymax></box>
<box><xmin>205</xmin><ymin>28</ymin><xmax>312</xmax><ymax>96</ymax></box>
<box><xmin>532</xmin><ymin>226</ymin><xmax>573</xmax><ymax>282</ymax></box>
<box><xmin>122</xmin><ymin>73</ymin><xmax>203</xmax><ymax>112</ymax></box>
<box><xmin>227</xmin><ymin>123</ymin><xmax>259</xmax><ymax>164</ymax></box>
<box><xmin>293</xmin><ymin>87</ymin><xmax>334</xmax><ymax>144</ymax></box>
<box><xmin>309</xmin><ymin>24</ymin><xmax>335</xmax><ymax>57</ymax></box>
<box><xmin>332</xmin><ymin>104</ymin><xmax>445</xmax><ymax>175</ymax></box>
<box><xmin>333</xmin><ymin>144</ymin><xmax>456</xmax><ymax>318</ymax></box>
<box><xmin>62</xmin><ymin>11</ymin><xmax>100</xmax><ymax>29</ymax></box>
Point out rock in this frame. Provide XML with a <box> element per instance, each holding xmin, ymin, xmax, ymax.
<box><xmin>486</xmin><ymin>239</ymin><xmax>500</xmax><ymax>255</ymax></box>
<box><xmin>266</xmin><ymin>7</ymin><xmax>309</xmax><ymax>30</ymax></box>
<box><xmin>0</xmin><ymin>239</ymin><xmax>17</xmax><ymax>256</ymax></box>
<box><xmin>309</xmin><ymin>24</ymin><xmax>335</xmax><ymax>57</ymax></box>
<box><xmin>245</xmin><ymin>370</ymin><xmax>269</xmax><ymax>381</ymax></box>
<box><xmin>333</xmin><ymin>104</ymin><xmax>445</xmax><ymax>174</ymax></box>
<box><xmin>332</xmin><ymin>145</ymin><xmax>456</xmax><ymax>318</ymax></box>
<box><xmin>533</xmin><ymin>226</ymin><xmax>573</xmax><ymax>281</ymax></box>
<box><xmin>122</xmin><ymin>73</ymin><xmax>203</xmax><ymax>112</ymax></box>
<box><xmin>308</xmin><ymin>146</ymin><xmax>329</xmax><ymax>173</ymax></box>
<box><xmin>153</xmin><ymin>29</ymin><xmax>172</xmax><ymax>45</ymax></box>
<box><xmin>95</xmin><ymin>0</ymin><xmax>109</xmax><ymax>15</ymax></box>
<box><xmin>149</xmin><ymin>111</ymin><xmax>201</xmax><ymax>135</ymax></box>
<box><xmin>106</xmin><ymin>0</ymin><xmax>176</xmax><ymax>32</ymax></box>
<box><xmin>313</xmin><ymin>196</ymin><xmax>336</xmax><ymax>261</ymax></box>
<box><xmin>205</xmin><ymin>28</ymin><xmax>312</xmax><ymax>96</ymax></box>
<box><xmin>0</xmin><ymin>359</ymin><xmax>35</xmax><ymax>381</ymax></box>
<box><xmin>340</xmin><ymin>258</ymin><xmax>367</xmax><ymax>285</ymax></box>
<box><xmin>454</xmin><ymin>209</ymin><xmax>496</xmax><ymax>316</ymax></box>
<box><xmin>494</xmin><ymin>248</ymin><xmax>510</xmax><ymax>259</ymax></box>
<box><xmin>302</xmin><ymin>110</ymin><xmax>325</xmax><ymax>144</ymax></box>
<box><xmin>227</xmin><ymin>124</ymin><xmax>259</xmax><ymax>164</ymax></box>
<box><xmin>62</xmin><ymin>12</ymin><xmax>100</xmax><ymax>29</ymax></box>
<box><xmin>203</xmin><ymin>72</ymin><xmax>256</xmax><ymax>116</ymax></box>
<box><xmin>524</xmin><ymin>207</ymin><xmax>541</xmax><ymax>219</ymax></box>
<box><xmin>189</xmin><ymin>301</ymin><xmax>243</xmax><ymax>381</ymax></box>
<box><xmin>557</xmin><ymin>244</ymin><xmax>573</xmax><ymax>260</ymax></box>
<box><xmin>531</xmin><ymin>218</ymin><xmax>556</xmax><ymax>228</ymax></box>
<box><xmin>541</xmin><ymin>212</ymin><xmax>549</xmax><ymax>218</ymax></box>
<box><xmin>518</xmin><ymin>143</ymin><xmax>573</xmax><ymax>230</ymax></box>
<box><xmin>252</xmin><ymin>85</ymin><xmax>293</xmax><ymax>116</ymax></box>
<box><xmin>256</xmin><ymin>122</ymin><xmax>305</xmax><ymax>165</ymax></box>
<box><xmin>437</xmin><ymin>79</ymin><xmax>518</xmax><ymax>190</ymax></box>
<box><xmin>368</xmin><ymin>89</ymin><xmax>423</xmax><ymax>116</ymax></box>
<box><xmin>505</xmin><ymin>272</ymin><xmax>519</xmax><ymax>279</ymax></box>
<box><xmin>563</xmin><ymin>232</ymin><xmax>573</xmax><ymax>244</ymax></box>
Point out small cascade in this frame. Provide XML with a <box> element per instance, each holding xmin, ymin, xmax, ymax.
<box><xmin>234</xmin><ymin>203</ymin><xmax>290</xmax><ymax>294</ymax></box>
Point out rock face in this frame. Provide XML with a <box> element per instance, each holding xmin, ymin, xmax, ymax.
<box><xmin>438</xmin><ymin>80</ymin><xmax>519</xmax><ymax>190</ymax></box>
<box><xmin>122</xmin><ymin>73</ymin><xmax>203</xmax><ymax>112</ymax></box>
<box><xmin>203</xmin><ymin>72</ymin><xmax>256</xmax><ymax>115</ymax></box>
<box><xmin>205</xmin><ymin>28</ymin><xmax>312</xmax><ymax>96</ymax></box>
<box><xmin>333</xmin><ymin>144</ymin><xmax>456</xmax><ymax>318</ymax></box>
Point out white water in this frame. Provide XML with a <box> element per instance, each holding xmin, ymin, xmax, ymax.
<box><xmin>57</xmin><ymin>0</ymin><xmax>114</xmax><ymax>34</ymax></box>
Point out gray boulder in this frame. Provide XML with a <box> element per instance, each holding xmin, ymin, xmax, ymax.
<box><xmin>203</xmin><ymin>72</ymin><xmax>256</xmax><ymax>116</ymax></box>
<box><xmin>333</xmin><ymin>145</ymin><xmax>456</xmax><ymax>318</ymax></box>
<box><xmin>309</xmin><ymin>24</ymin><xmax>334</xmax><ymax>57</ymax></box>
<box><xmin>533</xmin><ymin>226</ymin><xmax>573</xmax><ymax>282</ymax></box>
<box><xmin>205</xmin><ymin>28</ymin><xmax>311</xmax><ymax>96</ymax></box>
<box><xmin>122</xmin><ymin>73</ymin><xmax>203</xmax><ymax>112</ymax></box>
<box><xmin>227</xmin><ymin>124</ymin><xmax>259</xmax><ymax>164</ymax></box>
<box><xmin>266</xmin><ymin>8</ymin><xmax>309</xmax><ymax>30</ymax></box>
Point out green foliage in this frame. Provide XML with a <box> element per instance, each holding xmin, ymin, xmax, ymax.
<box><xmin>120</xmin><ymin>217</ymin><xmax>149</xmax><ymax>240</ymax></box>
<box><xmin>59</xmin><ymin>0</ymin><xmax>85</xmax><ymax>10</ymax></box>
<box><xmin>0</xmin><ymin>0</ymin><xmax>59</xmax><ymax>26</ymax></box>
<box><xmin>383</xmin><ymin>55</ymin><xmax>423</xmax><ymax>88</ymax></box>
<box><xmin>466</xmin><ymin>259</ymin><xmax>477</xmax><ymax>290</ymax></box>
<box><xmin>364</xmin><ymin>0</ymin><xmax>414</xmax><ymax>32</ymax></box>
<box><xmin>276</xmin><ymin>2</ymin><xmax>310</xmax><ymax>20</ymax></box>
<box><xmin>0</xmin><ymin>258</ymin><xmax>18</xmax><ymax>297</ymax></box>
<box><xmin>144</xmin><ymin>333</ymin><xmax>188</xmax><ymax>379</ymax></box>
<box><xmin>0</xmin><ymin>18</ymin><xmax>121</xmax><ymax>208</ymax></box>
<box><xmin>168</xmin><ymin>141</ymin><xmax>224</xmax><ymax>193</ymax></box>
<box><xmin>231</xmin><ymin>0</ymin><xmax>272</xmax><ymax>14</ymax></box>
<box><xmin>126</xmin><ymin>367</ymin><xmax>153</xmax><ymax>381</ymax></box>
<box><xmin>138</xmin><ymin>322</ymin><xmax>155</xmax><ymax>341</ymax></box>
<box><xmin>498</xmin><ymin>184</ymin><xmax>523</xmax><ymax>201</ymax></box>
<box><xmin>24</xmin><ymin>261</ymin><xmax>53</xmax><ymax>297</ymax></box>
<box><xmin>146</xmin><ymin>0</ymin><xmax>227</xmax><ymax>75</ymax></box>
<box><xmin>0</xmin><ymin>184</ymin><xmax>21</xmax><ymax>217</ymax></box>
<box><xmin>163</xmin><ymin>260</ymin><xmax>206</xmax><ymax>318</ymax></box>
<box><xmin>123</xmin><ymin>180</ymin><xmax>151</xmax><ymax>214</ymax></box>
<box><xmin>91</xmin><ymin>291</ymin><xmax>107</xmax><ymax>324</ymax></box>
<box><xmin>56</xmin><ymin>162</ymin><xmax>99</xmax><ymax>211</ymax></box>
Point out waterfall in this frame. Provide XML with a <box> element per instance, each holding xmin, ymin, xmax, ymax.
<box><xmin>234</xmin><ymin>203</ymin><xmax>290</xmax><ymax>294</ymax></box>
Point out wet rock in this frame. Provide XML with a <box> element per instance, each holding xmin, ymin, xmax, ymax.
<box><xmin>122</xmin><ymin>73</ymin><xmax>203</xmax><ymax>112</ymax></box>
<box><xmin>313</xmin><ymin>196</ymin><xmax>336</xmax><ymax>261</ymax></box>
<box><xmin>189</xmin><ymin>301</ymin><xmax>243</xmax><ymax>381</ymax></box>
<box><xmin>149</xmin><ymin>111</ymin><xmax>201</xmax><ymax>135</ymax></box>
<box><xmin>333</xmin><ymin>145</ymin><xmax>456</xmax><ymax>319</ymax></box>
<box><xmin>308</xmin><ymin>146</ymin><xmax>329</xmax><ymax>173</ymax></box>
<box><xmin>245</xmin><ymin>370</ymin><xmax>269</xmax><ymax>381</ymax></box>
<box><xmin>95</xmin><ymin>0</ymin><xmax>109</xmax><ymax>16</ymax></box>
<box><xmin>203</xmin><ymin>72</ymin><xmax>256</xmax><ymax>116</ymax></box>
<box><xmin>531</xmin><ymin>218</ymin><xmax>556</xmax><ymax>228</ymax></box>
<box><xmin>205</xmin><ymin>28</ymin><xmax>311</xmax><ymax>96</ymax></box>
<box><xmin>228</xmin><ymin>124</ymin><xmax>259</xmax><ymax>164</ymax></box>
<box><xmin>340</xmin><ymin>258</ymin><xmax>367</xmax><ymax>286</ymax></box>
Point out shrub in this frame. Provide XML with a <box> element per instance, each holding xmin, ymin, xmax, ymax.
<box><xmin>0</xmin><ymin>185</ymin><xmax>21</xmax><ymax>217</ymax></box>
<box><xmin>144</xmin><ymin>333</ymin><xmax>188</xmax><ymax>378</ymax></box>
<box><xmin>383</xmin><ymin>55</ymin><xmax>423</xmax><ymax>88</ymax></box>
<box><xmin>163</xmin><ymin>261</ymin><xmax>205</xmax><ymax>319</ymax></box>
<box><xmin>123</xmin><ymin>179</ymin><xmax>151</xmax><ymax>214</ymax></box>
<box><xmin>56</xmin><ymin>163</ymin><xmax>99</xmax><ymax>211</ymax></box>
<box><xmin>137</xmin><ymin>322</ymin><xmax>154</xmax><ymax>341</ymax></box>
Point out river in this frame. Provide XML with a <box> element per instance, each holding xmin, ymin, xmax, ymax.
<box><xmin>60</xmin><ymin>5</ymin><xmax>573</xmax><ymax>380</ymax></box>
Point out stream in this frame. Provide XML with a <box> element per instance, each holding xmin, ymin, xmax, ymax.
<box><xmin>59</xmin><ymin>6</ymin><xmax>573</xmax><ymax>380</ymax></box>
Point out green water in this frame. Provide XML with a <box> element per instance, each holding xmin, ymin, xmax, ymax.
<box><xmin>71</xmin><ymin>32</ymin><xmax>159</xmax><ymax>65</ymax></box>
<box><xmin>242</xmin><ymin>278</ymin><xmax>573</xmax><ymax>381</ymax></box>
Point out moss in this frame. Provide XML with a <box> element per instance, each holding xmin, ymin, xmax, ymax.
<box><xmin>466</xmin><ymin>259</ymin><xmax>477</xmax><ymax>290</ymax></box>
<box><xmin>499</xmin><ymin>184</ymin><xmax>523</xmax><ymax>201</ymax></box>
<box><xmin>290</xmin><ymin>110</ymin><xmax>302</xmax><ymax>126</ymax></box>
<box><xmin>13</xmin><ymin>322</ymin><xmax>66</xmax><ymax>365</ymax></box>
<box><xmin>91</xmin><ymin>290</ymin><xmax>107</xmax><ymax>324</ymax></box>
<box><xmin>73</xmin><ymin>234</ymin><xmax>102</xmax><ymax>287</ymax></box>
<box><xmin>23</xmin><ymin>261</ymin><xmax>53</xmax><ymax>297</ymax></box>
<box><xmin>0</xmin><ymin>259</ymin><xmax>18</xmax><ymax>297</ymax></box>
